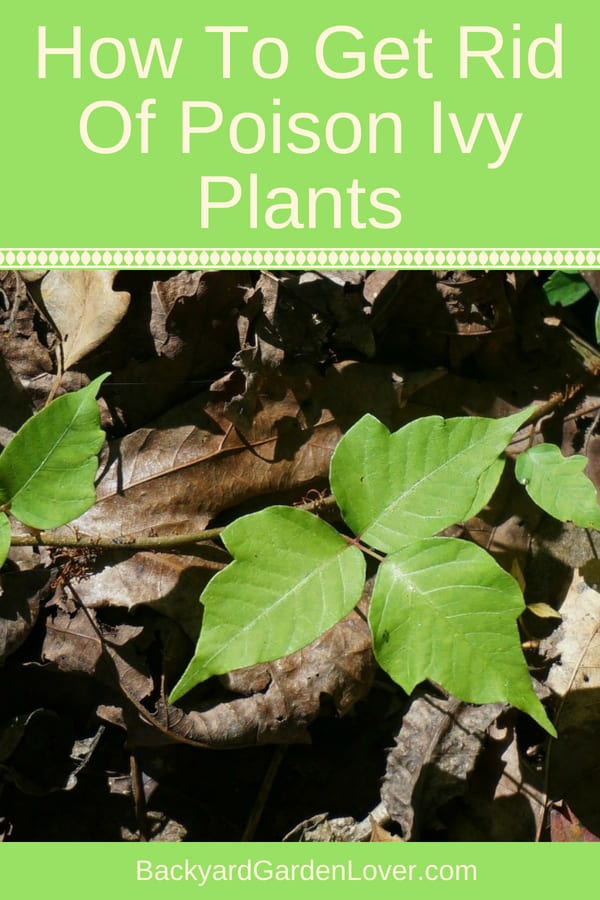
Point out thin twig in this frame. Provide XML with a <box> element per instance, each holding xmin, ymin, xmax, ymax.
<box><xmin>130</xmin><ymin>751</ymin><xmax>149</xmax><ymax>842</ymax></box>
<box><xmin>241</xmin><ymin>747</ymin><xmax>286</xmax><ymax>841</ymax></box>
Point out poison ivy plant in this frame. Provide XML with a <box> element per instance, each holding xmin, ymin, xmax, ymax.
<box><xmin>8</xmin><ymin>381</ymin><xmax>594</xmax><ymax>739</ymax></box>
<box><xmin>516</xmin><ymin>443</ymin><xmax>600</xmax><ymax>529</ymax></box>
<box><xmin>0</xmin><ymin>374</ymin><xmax>108</xmax><ymax>567</ymax></box>
<box><xmin>169</xmin><ymin>406</ymin><xmax>561</xmax><ymax>736</ymax></box>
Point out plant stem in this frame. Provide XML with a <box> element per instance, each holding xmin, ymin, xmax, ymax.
<box><xmin>8</xmin><ymin>493</ymin><xmax>339</xmax><ymax>552</ymax></box>
<box><xmin>342</xmin><ymin>533</ymin><xmax>385</xmax><ymax>562</ymax></box>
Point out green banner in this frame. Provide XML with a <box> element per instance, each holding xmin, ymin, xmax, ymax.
<box><xmin>1</xmin><ymin>0</ymin><xmax>598</xmax><ymax>264</ymax></box>
<box><xmin>1</xmin><ymin>842</ymin><xmax>597</xmax><ymax>898</ymax></box>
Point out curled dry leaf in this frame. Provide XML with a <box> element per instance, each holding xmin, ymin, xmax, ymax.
<box><xmin>381</xmin><ymin>689</ymin><xmax>505</xmax><ymax>840</ymax></box>
<box><xmin>102</xmin><ymin>606</ymin><xmax>375</xmax><ymax>750</ymax></box>
<box><xmin>168</xmin><ymin>605</ymin><xmax>376</xmax><ymax>747</ymax></box>
<box><xmin>148</xmin><ymin>270</ymin><xmax>251</xmax><ymax>380</ymax></box>
<box><xmin>41</xmin><ymin>270</ymin><xmax>130</xmax><ymax>370</ymax></box>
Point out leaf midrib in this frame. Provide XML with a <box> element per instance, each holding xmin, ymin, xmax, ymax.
<box><xmin>7</xmin><ymin>400</ymin><xmax>88</xmax><ymax>506</ymax></box>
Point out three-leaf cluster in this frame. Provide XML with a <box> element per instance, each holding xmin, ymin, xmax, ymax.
<box><xmin>170</xmin><ymin>408</ymin><xmax>598</xmax><ymax>737</ymax></box>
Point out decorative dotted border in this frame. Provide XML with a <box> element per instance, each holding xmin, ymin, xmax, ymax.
<box><xmin>3</xmin><ymin>249</ymin><xmax>600</xmax><ymax>269</ymax></box>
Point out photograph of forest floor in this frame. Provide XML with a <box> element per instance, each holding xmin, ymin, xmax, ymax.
<box><xmin>0</xmin><ymin>267</ymin><xmax>599</xmax><ymax>842</ymax></box>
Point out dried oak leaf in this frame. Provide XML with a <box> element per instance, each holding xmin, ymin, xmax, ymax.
<box><xmin>381</xmin><ymin>689</ymin><xmax>505</xmax><ymax>840</ymax></box>
<box><xmin>104</xmin><ymin>606</ymin><xmax>375</xmax><ymax>749</ymax></box>
<box><xmin>59</xmin><ymin>547</ymin><xmax>226</xmax><ymax>641</ymax></box>
<box><xmin>41</xmin><ymin>270</ymin><xmax>131</xmax><ymax>370</ymax></box>
<box><xmin>58</xmin><ymin>364</ymin><xmax>410</xmax><ymax>547</ymax></box>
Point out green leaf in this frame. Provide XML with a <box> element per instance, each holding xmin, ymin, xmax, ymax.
<box><xmin>516</xmin><ymin>443</ymin><xmax>600</xmax><ymax>530</ymax></box>
<box><xmin>460</xmin><ymin>457</ymin><xmax>505</xmax><ymax>522</ymax></box>
<box><xmin>330</xmin><ymin>409</ymin><xmax>531</xmax><ymax>554</ymax></box>
<box><xmin>543</xmin><ymin>270</ymin><xmax>590</xmax><ymax>307</ymax></box>
<box><xmin>0</xmin><ymin>374</ymin><xmax>108</xmax><ymax>530</ymax></box>
<box><xmin>169</xmin><ymin>506</ymin><xmax>366</xmax><ymax>703</ymax></box>
<box><xmin>369</xmin><ymin>537</ymin><xmax>555</xmax><ymax>735</ymax></box>
<box><xmin>594</xmin><ymin>300</ymin><xmax>600</xmax><ymax>345</ymax></box>
<box><xmin>0</xmin><ymin>512</ymin><xmax>9</xmax><ymax>569</ymax></box>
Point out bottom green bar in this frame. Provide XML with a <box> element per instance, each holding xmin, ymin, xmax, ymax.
<box><xmin>1</xmin><ymin>843</ymin><xmax>595</xmax><ymax>899</ymax></box>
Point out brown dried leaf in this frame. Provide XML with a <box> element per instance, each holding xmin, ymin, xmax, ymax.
<box><xmin>0</xmin><ymin>550</ymin><xmax>52</xmax><ymax>664</ymax></box>
<box><xmin>41</xmin><ymin>270</ymin><xmax>130</xmax><ymax>369</ymax></box>
<box><xmin>447</xmin><ymin>717</ymin><xmax>545</xmax><ymax>840</ymax></box>
<box><xmin>381</xmin><ymin>689</ymin><xmax>505</xmax><ymax>840</ymax></box>
<box><xmin>169</xmin><ymin>605</ymin><xmax>375</xmax><ymax>747</ymax></box>
<box><xmin>57</xmin><ymin>364</ymin><xmax>410</xmax><ymax>544</ymax></box>
<box><xmin>65</xmin><ymin>385</ymin><xmax>336</xmax><ymax>541</ymax></box>
<box><xmin>550</xmin><ymin>803</ymin><xmax>600</xmax><ymax>842</ymax></box>
<box><xmin>369</xmin><ymin>818</ymin><xmax>402</xmax><ymax>842</ymax></box>
<box><xmin>63</xmin><ymin>546</ymin><xmax>227</xmax><ymax>639</ymax></box>
<box><xmin>0</xmin><ymin>276</ymin><xmax>53</xmax><ymax>410</ymax></box>
<box><xmin>104</xmin><ymin>605</ymin><xmax>375</xmax><ymax>749</ymax></box>
<box><xmin>541</xmin><ymin>567</ymin><xmax>600</xmax><ymax>726</ymax></box>
<box><xmin>42</xmin><ymin>604</ymin><xmax>153</xmax><ymax>701</ymax></box>
<box><xmin>540</xmin><ymin>568</ymin><xmax>600</xmax><ymax>837</ymax></box>
<box><xmin>150</xmin><ymin>270</ymin><xmax>249</xmax><ymax>367</ymax></box>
